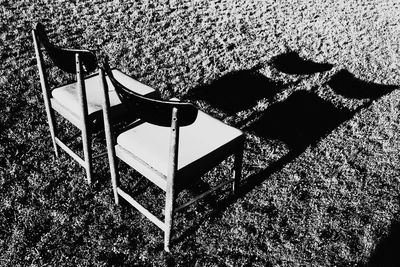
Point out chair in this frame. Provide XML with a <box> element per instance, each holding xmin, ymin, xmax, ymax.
<box><xmin>32</xmin><ymin>23</ymin><xmax>156</xmax><ymax>184</ymax></box>
<box><xmin>99</xmin><ymin>59</ymin><xmax>245</xmax><ymax>252</ymax></box>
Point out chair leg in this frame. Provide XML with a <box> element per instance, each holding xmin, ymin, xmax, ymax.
<box><xmin>164</xmin><ymin>189</ymin><xmax>175</xmax><ymax>252</ymax></box>
<box><xmin>109</xmin><ymin>156</ymin><xmax>120</xmax><ymax>205</ymax></box>
<box><xmin>81</xmin><ymin>127</ymin><xmax>93</xmax><ymax>184</ymax></box>
<box><xmin>100</xmin><ymin>66</ymin><xmax>120</xmax><ymax>204</ymax></box>
<box><xmin>232</xmin><ymin>145</ymin><xmax>244</xmax><ymax>194</ymax></box>
<box><xmin>164</xmin><ymin>107</ymin><xmax>179</xmax><ymax>252</ymax></box>
<box><xmin>45</xmin><ymin>107</ymin><xmax>59</xmax><ymax>158</ymax></box>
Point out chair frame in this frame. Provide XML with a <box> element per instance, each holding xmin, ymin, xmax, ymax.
<box><xmin>100</xmin><ymin>61</ymin><xmax>245</xmax><ymax>252</ymax></box>
<box><xmin>32</xmin><ymin>23</ymin><xmax>98</xmax><ymax>184</ymax></box>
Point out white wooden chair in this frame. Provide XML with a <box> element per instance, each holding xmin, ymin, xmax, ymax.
<box><xmin>100</xmin><ymin>59</ymin><xmax>245</xmax><ymax>252</ymax></box>
<box><xmin>32</xmin><ymin>23</ymin><xmax>157</xmax><ymax>184</ymax></box>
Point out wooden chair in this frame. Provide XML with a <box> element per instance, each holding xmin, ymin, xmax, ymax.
<box><xmin>32</xmin><ymin>23</ymin><xmax>156</xmax><ymax>184</ymax></box>
<box><xmin>100</xmin><ymin>59</ymin><xmax>245</xmax><ymax>252</ymax></box>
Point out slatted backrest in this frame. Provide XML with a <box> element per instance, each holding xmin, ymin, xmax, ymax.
<box><xmin>102</xmin><ymin>59</ymin><xmax>198</xmax><ymax>127</ymax></box>
<box><xmin>33</xmin><ymin>23</ymin><xmax>97</xmax><ymax>74</ymax></box>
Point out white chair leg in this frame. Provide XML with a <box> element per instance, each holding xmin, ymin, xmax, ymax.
<box><xmin>81</xmin><ymin>128</ymin><xmax>92</xmax><ymax>184</ymax></box>
<box><xmin>47</xmin><ymin>109</ymin><xmax>59</xmax><ymax>158</ymax></box>
<box><xmin>99</xmin><ymin>67</ymin><xmax>120</xmax><ymax>204</ymax></box>
<box><xmin>164</xmin><ymin>190</ymin><xmax>175</xmax><ymax>252</ymax></box>
<box><xmin>164</xmin><ymin>107</ymin><xmax>179</xmax><ymax>252</ymax></box>
<box><xmin>110</xmin><ymin>157</ymin><xmax>120</xmax><ymax>205</ymax></box>
<box><xmin>32</xmin><ymin>29</ymin><xmax>59</xmax><ymax>158</ymax></box>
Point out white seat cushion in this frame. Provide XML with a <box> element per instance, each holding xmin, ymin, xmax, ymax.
<box><xmin>51</xmin><ymin>69</ymin><xmax>156</xmax><ymax>119</ymax></box>
<box><xmin>117</xmin><ymin>110</ymin><xmax>244</xmax><ymax>178</ymax></box>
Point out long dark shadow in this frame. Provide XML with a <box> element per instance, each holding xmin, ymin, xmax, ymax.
<box><xmin>238</xmin><ymin>68</ymin><xmax>397</xmax><ymax>191</ymax></box>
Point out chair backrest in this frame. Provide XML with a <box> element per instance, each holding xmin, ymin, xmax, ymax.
<box><xmin>33</xmin><ymin>23</ymin><xmax>97</xmax><ymax>74</ymax></box>
<box><xmin>101</xmin><ymin>59</ymin><xmax>198</xmax><ymax>127</ymax></box>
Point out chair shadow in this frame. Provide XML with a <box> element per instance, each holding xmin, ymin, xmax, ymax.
<box><xmin>246</xmin><ymin>90</ymin><xmax>354</xmax><ymax>153</ymax></box>
<box><xmin>328</xmin><ymin>70</ymin><xmax>398</xmax><ymax>99</ymax></box>
<box><xmin>364</xmin><ymin>220</ymin><xmax>400</xmax><ymax>267</ymax></box>
<box><xmin>173</xmin><ymin>70</ymin><xmax>398</xmax><ymax>252</ymax></box>
<box><xmin>270</xmin><ymin>51</ymin><xmax>333</xmax><ymax>75</ymax></box>
<box><xmin>186</xmin><ymin>68</ymin><xmax>288</xmax><ymax>116</ymax></box>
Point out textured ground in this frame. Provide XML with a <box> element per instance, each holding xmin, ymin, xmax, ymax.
<box><xmin>1</xmin><ymin>0</ymin><xmax>400</xmax><ymax>266</ymax></box>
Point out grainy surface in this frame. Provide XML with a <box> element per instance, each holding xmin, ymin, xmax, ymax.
<box><xmin>1</xmin><ymin>0</ymin><xmax>400</xmax><ymax>266</ymax></box>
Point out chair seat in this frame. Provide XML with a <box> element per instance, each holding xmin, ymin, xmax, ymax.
<box><xmin>51</xmin><ymin>69</ymin><xmax>156</xmax><ymax>127</ymax></box>
<box><xmin>116</xmin><ymin>110</ymin><xmax>244</xmax><ymax>189</ymax></box>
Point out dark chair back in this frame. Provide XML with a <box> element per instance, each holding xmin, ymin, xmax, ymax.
<box><xmin>102</xmin><ymin>59</ymin><xmax>198</xmax><ymax>127</ymax></box>
<box><xmin>33</xmin><ymin>23</ymin><xmax>97</xmax><ymax>74</ymax></box>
